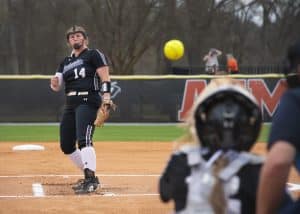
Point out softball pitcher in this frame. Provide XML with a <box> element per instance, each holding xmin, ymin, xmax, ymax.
<box><xmin>50</xmin><ymin>25</ymin><xmax>113</xmax><ymax>194</ymax></box>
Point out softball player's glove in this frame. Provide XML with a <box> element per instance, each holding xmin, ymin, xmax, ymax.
<box><xmin>94</xmin><ymin>100</ymin><xmax>116</xmax><ymax>127</ymax></box>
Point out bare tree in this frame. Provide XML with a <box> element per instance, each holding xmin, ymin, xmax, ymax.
<box><xmin>7</xmin><ymin>0</ymin><xmax>19</xmax><ymax>74</ymax></box>
<box><xmin>0</xmin><ymin>0</ymin><xmax>299</xmax><ymax>74</ymax></box>
<box><xmin>86</xmin><ymin>0</ymin><xmax>164</xmax><ymax>74</ymax></box>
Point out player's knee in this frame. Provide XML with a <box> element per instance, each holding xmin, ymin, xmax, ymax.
<box><xmin>60</xmin><ymin>141</ymin><xmax>76</xmax><ymax>155</ymax></box>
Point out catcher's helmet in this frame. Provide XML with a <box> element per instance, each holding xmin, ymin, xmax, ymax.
<box><xmin>66</xmin><ymin>25</ymin><xmax>88</xmax><ymax>40</ymax></box>
<box><xmin>283</xmin><ymin>41</ymin><xmax>300</xmax><ymax>88</ymax></box>
<box><xmin>193</xmin><ymin>79</ymin><xmax>261</xmax><ymax>152</ymax></box>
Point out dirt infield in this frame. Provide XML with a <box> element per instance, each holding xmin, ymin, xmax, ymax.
<box><xmin>0</xmin><ymin>142</ymin><xmax>299</xmax><ymax>213</ymax></box>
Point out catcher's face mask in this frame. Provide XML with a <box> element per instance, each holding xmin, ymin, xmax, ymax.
<box><xmin>193</xmin><ymin>81</ymin><xmax>262</xmax><ymax>153</ymax></box>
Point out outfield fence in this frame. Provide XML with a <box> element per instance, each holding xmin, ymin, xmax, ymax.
<box><xmin>0</xmin><ymin>74</ymin><xmax>285</xmax><ymax>123</ymax></box>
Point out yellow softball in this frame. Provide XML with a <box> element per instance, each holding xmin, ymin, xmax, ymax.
<box><xmin>163</xmin><ymin>39</ymin><xmax>184</xmax><ymax>61</ymax></box>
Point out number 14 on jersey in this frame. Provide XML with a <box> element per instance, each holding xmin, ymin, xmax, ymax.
<box><xmin>74</xmin><ymin>67</ymin><xmax>86</xmax><ymax>79</ymax></box>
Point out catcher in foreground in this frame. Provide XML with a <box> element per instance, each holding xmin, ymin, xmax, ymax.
<box><xmin>159</xmin><ymin>78</ymin><xmax>292</xmax><ymax>213</ymax></box>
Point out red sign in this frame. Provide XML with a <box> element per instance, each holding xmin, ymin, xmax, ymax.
<box><xmin>178</xmin><ymin>79</ymin><xmax>287</xmax><ymax>121</ymax></box>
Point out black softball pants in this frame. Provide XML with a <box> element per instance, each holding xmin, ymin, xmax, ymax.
<box><xmin>60</xmin><ymin>95</ymin><xmax>100</xmax><ymax>154</ymax></box>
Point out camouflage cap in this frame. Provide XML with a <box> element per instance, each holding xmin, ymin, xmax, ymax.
<box><xmin>66</xmin><ymin>25</ymin><xmax>87</xmax><ymax>40</ymax></box>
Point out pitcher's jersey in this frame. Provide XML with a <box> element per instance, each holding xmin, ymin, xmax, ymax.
<box><xmin>57</xmin><ymin>48</ymin><xmax>108</xmax><ymax>93</ymax></box>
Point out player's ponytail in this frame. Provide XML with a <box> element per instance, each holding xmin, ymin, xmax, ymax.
<box><xmin>209</xmin><ymin>156</ymin><xmax>229</xmax><ymax>214</ymax></box>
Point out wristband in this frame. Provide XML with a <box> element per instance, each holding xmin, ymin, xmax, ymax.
<box><xmin>101</xmin><ymin>81</ymin><xmax>111</xmax><ymax>93</ymax></box>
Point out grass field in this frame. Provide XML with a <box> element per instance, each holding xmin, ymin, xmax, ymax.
<box><xmin>0</xmin><ymin>123</ymin><xmax>270</xmax><ymax>142</ymax></box>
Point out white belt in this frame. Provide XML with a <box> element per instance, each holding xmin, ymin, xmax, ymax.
<box><xmin>67</xmin><ymin>91</ymin><xmax>89</xmax><ymax>96</ymax></box>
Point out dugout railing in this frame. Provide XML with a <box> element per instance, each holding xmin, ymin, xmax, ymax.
<box><xmin>172</xmin><ymin>64</ymin><xmax>283</xmax><ymax>75</ymax></box>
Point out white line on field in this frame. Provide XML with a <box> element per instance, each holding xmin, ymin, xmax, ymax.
<box><xmin>32</xmin><ymin>183</ymin><xmax>45</xmax><ymax>197</ymax></box>
<box><xmin>0</xmin><ymin>174</ymin><xmax>160</xmax><ymax>178</ymax></box>
<box><xmin>0</xmin><ymin>193</ymin><xmax>159</xmax><ymax>199</ymax></box>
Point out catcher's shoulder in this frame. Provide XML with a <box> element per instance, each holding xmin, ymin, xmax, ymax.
<box><xmin>170</xmin><ymin>144</ymin><xmax>201</xmax><ymax>163</ymax></box>
<box><xmin>172</xmin><ymin>144</ymin><xmax>205</xmax><ymax>167</ymax></box>
<box><xmin>177</xmin><ymin>144</ymin><xmax>200</xmax><ymax>153</ymax></box>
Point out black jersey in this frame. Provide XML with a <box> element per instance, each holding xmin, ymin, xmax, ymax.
<box><xmin>57</xmin><ymin>48</ymin><xmax>108</xmax><ymax>93</ymax></box>
<box><xmin>268</xmin><ymin>88</ymin><xmax>300</xmax><ymax>171</ymax></box>
<box><xmin>268</xmin><ymin>88</ymin><xmax>300</xmax><ymax>213</ymax></box>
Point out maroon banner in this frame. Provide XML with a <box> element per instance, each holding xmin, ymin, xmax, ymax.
<box><xmin>178</xmin><ymin>78</ymin><xmax>286</xmax><ymax>121</ymax></box>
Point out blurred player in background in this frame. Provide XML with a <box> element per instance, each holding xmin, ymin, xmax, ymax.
<box><xmin>159</xmin><ymin>78</ymin><xmax>265</xmax><ymax>214</ymax></box>
<box><xmin>203</xmin><ymin>48</ymin><xmax>222</xmax><ymax>74</ymax></box>
<box><xmin>50</xmin><ymin>25</ymin><xmax>112</xmax><ymax>194</ymax></box>
<box><xmin>257</xmin><ymin>41</ymin><xmax>300</xmax><ymax>213</ymax></box>
<box><xmin>226</xmin><ymin>53</ymin><xmax>239</xmax><ymax>74</ymax></box>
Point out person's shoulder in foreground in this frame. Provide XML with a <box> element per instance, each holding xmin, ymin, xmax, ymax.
<box><xmin>268</xmin><ymin>87</ymin><xmax>300</xmax><ymax>149</ymax></box>
<box><xmin>257</xmin><ymin>40</ymin><xmax>300</xmax><ymax>214</ymax></box>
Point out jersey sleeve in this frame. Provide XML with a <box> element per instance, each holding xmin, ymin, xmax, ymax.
<box><xmin>268</xmin><ymin>90</ymin><xmax>300</xmax><ymax>149</ymax></box>
<box><xmin>91</xmin><ymin>49</ymin><xmax>109</xmax><ymax>69</ymax></box>
<box><xmin>56</xmin><ymin>61</ymin><xmax>64</xmax><ymax>74</ymax></box>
